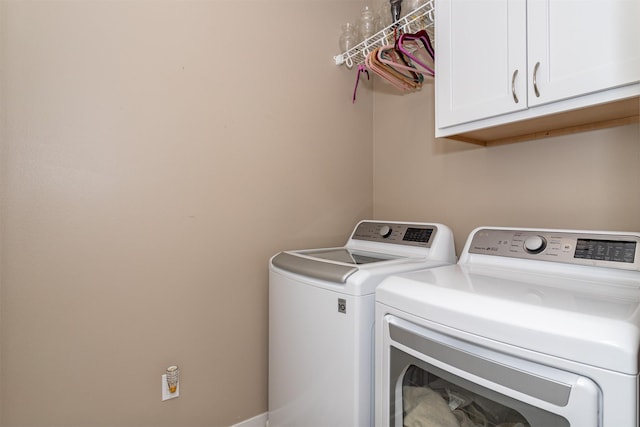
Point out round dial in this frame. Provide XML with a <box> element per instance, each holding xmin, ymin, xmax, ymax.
<box><xmin>379</xmin><ymin>225</ymin><xmax>392</xmax><ymax>238</ymax></box>
<box><xmin>524</xmin><ymin>235</ymin><xmax>547</xmax><ymax>254</ymax></box>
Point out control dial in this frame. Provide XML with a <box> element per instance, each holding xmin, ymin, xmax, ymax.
<box><xmin>524</xmin><ymin>235</ymin><xmax>547</xmax><ymax>254</ymax></box>
<box><xmin>379</xmin><ymin>225</ymin><xmax>393</xmax><ymax>238</ymax></box>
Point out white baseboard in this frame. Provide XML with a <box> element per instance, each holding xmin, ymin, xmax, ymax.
<box><xmin>229</xmin><ymin>412</ymin><xmax>268</xmax><ymax>427</ymax></box>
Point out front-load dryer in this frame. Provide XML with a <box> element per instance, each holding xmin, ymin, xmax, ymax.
<box><xmin>268</xmin><ymin>220</ymin><xmax>456</xmax><ymax>427</ymax></box>
<box><xmin>376</xmin><ymin>226</ymin><xmax>640</xmax><ymax>427</ymax></box>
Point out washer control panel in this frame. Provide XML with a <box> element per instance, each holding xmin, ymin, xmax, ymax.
<box><xmin>351</xmin><ymin>221</ymin><xmax>436</xmax><ymax>248</ymax></box>
<box><xmin>468</xmin><ymin>228</ymin><xmax>640</xmax><ymax>270</ymax></box>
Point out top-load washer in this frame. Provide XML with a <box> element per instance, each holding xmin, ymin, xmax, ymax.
<box><xmin>376</xmin><ymin>226</ymin><xmax>640</xmax><ymax>427</ymax></box>
<box><xmin>268</xmin><ymin>220</ymin><xmax>456</xmax><ymax>427</ymax></box>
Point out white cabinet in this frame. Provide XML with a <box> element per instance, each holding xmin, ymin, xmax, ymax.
<box><xmin>527</xmin><ymin>0</ymin><xmax>640</xmax><ymax>107</ymax></box>
<box><xmin>436</xmin><ymin>0</ymin><xmax>527</xmax><ymax>128</ymax></box>
<box><xmin>435</xmin><ymin>0</ymin><xmax>640</xmax><ymax>145</ymax></box>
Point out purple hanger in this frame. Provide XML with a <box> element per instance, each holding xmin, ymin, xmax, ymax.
<box><xmin>353</xmin><ymin>64</ymin><xmax>370</xmax><ymax>103</ymax></box>
<box><xmin>396</xmin><ymin>30</ymin><xmax>435</xmax><ymax>76</ymax></box>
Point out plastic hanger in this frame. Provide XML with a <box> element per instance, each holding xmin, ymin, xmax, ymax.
<box><xmin>365</xmin><ymin>50</ymin><xmax>408</xmax><ymax>91</ymax></box>
<box><xmin>396</xmin><ymin>30</ymin><xmax>435</xmax><ymax>76</ymax></box>
<box><xmin>366</xmin><ymin>48</ymin><xmax>418</xmax><ymax>91</ymax></box>
<box><xmin>375</xmin><ymin>47</ymin><xmax>422</xmax><ymax>90</ymax></box>
<box><xmin>377</xmin><ymin>45</ymin><xmax>425</xmax><ymax>84</ymax></box>
<box><xmin>352</xmin><ymin>64</ymin><xmax>370</xmax><ymax>103</ymax></box>
<box><xmin>399</xmin><ymin>30</ymin><xmax>435</xmax><ymax>59</ymax></box>
<box><xmin>397</xmin><ymin>39</ymin><xmax>434</xmax><ymax>76</ymax></box>
<box><xmin>365</xmin><ymin>26</ymin><xmax>421</xmax><ymax>91</ymax></box>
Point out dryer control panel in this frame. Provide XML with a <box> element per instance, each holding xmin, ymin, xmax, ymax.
<box><xmin>351</xmin><ymin>221</ymin><xmax>436</xmax><ymax>248</ymax></box>
<box><xmin>468</xmin><ymin>228</ymin><xmax>640</xmax><ymax>270</ymax></box>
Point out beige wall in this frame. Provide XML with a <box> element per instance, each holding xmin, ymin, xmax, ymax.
<box><xmin>0</xmin><ymin>1</ymin><xmax>371</xmax><ymax>426</ymax></box>
<box><xmin>3</xmin><ymin>0</ymin><xmax>639</xmax><ymax>426</ymax></box>
<box><xmin>373</xmin><ymin>82</ymin><xmax>640</xmax><ymax>254</ymax></box>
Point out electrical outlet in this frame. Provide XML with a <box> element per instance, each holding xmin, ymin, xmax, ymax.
<box><xmin>161</xmin><ymin>374</ymin><xmax>180</xmax><ymax>401</ymax></box>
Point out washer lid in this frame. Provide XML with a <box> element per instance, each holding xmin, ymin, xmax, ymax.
<box><xmin>303</xmin><ymin>248</ymin><xmax>399</xmax><ymax>265</ymax></box>
<box><xmin>376</xmin><ymin>264</ymin><xmax>640</xmax><ymax>374</ymax></box>
<box><xmin>271</xmin><ymin>249</ymin><xmax>399</xmax><ymax>283</ymax></box>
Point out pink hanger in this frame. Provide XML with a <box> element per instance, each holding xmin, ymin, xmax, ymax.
<box><xmin>396</xmin><ymin>31</ymin><xmax>435</xmax><ymax>76</ymax></box>
<box><xmin>376</xmin><ymin>44</ymin><xmax>424</xmax><ymax>81</ymax></box>
<box><xmin>365</xmin><ymin>48</ymin><xmax>416</xmax><ymax>91</ymax></box>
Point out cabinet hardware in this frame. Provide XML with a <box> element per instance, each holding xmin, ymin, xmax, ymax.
<box><xmin>533</xmin><ymin>62</ymin><xmax>541</xmax><ymax>97</ymax></box>
<box><xmin>511</xmin><ymin>69</ymin><xmax>519</xmax><ymax>103</ymax></box>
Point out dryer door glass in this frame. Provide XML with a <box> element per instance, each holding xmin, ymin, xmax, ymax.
<box><xmin>383</xmin><ymin>316</ymin><xmax>601</xmax><ymax>427</ymax></box>
<box><xmin>391</xmin><ymin>348</ymin><xmax>568</xmax><ymax>427</ymax></box>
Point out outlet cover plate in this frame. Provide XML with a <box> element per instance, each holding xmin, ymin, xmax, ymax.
<box><xmin>161</xmin><ymin>374</ymin><xmax>180</xmax><ymax>401</ymax></box>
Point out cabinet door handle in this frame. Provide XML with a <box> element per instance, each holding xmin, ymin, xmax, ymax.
<box><xmin>511</xmin><ymin>69</ymin><xmax>519</xmax><ymax>104</ymax></box>
<box><xmin>533</xmin><ymin>62</ymin><xmax>541</xmax><ymax>97</ymax></box>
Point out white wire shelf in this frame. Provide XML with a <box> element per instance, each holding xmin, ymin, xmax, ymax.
<box><xmin>334</xmin><ymin>0</ymin><xmax>435</xmax><ymax>69</ymax></box>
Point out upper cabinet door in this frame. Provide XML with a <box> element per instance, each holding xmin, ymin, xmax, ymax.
<box><xmin>435</xmin><ymin>0</ymin><xmax>527</xmax><ymax>129</ymax></box>
<box><xmin>527</xmin><ymin>0</ymin><xmax>640</xmax><ymax>107</ymax></box>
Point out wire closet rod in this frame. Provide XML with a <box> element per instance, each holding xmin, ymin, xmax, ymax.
<box><xmin>334</xmin><ymin>0</ymin><xmax>435</xmax><ymax>69</ymax></box>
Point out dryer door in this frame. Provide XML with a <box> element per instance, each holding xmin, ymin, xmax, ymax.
<box><xmin>379</xmin><ymin>315</ymin><xmax>601</xmax><ymax>427</ymax></box>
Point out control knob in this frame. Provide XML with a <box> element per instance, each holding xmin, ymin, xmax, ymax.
<box><xmin>524</xmin><ymin>235</ymin><xmax>547</xmax><ymax>254</ymax></box>
<box><xmin>379</xmin><ymin>225</ymin><xmax>392</xmax><ymax>238</ymax></box>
